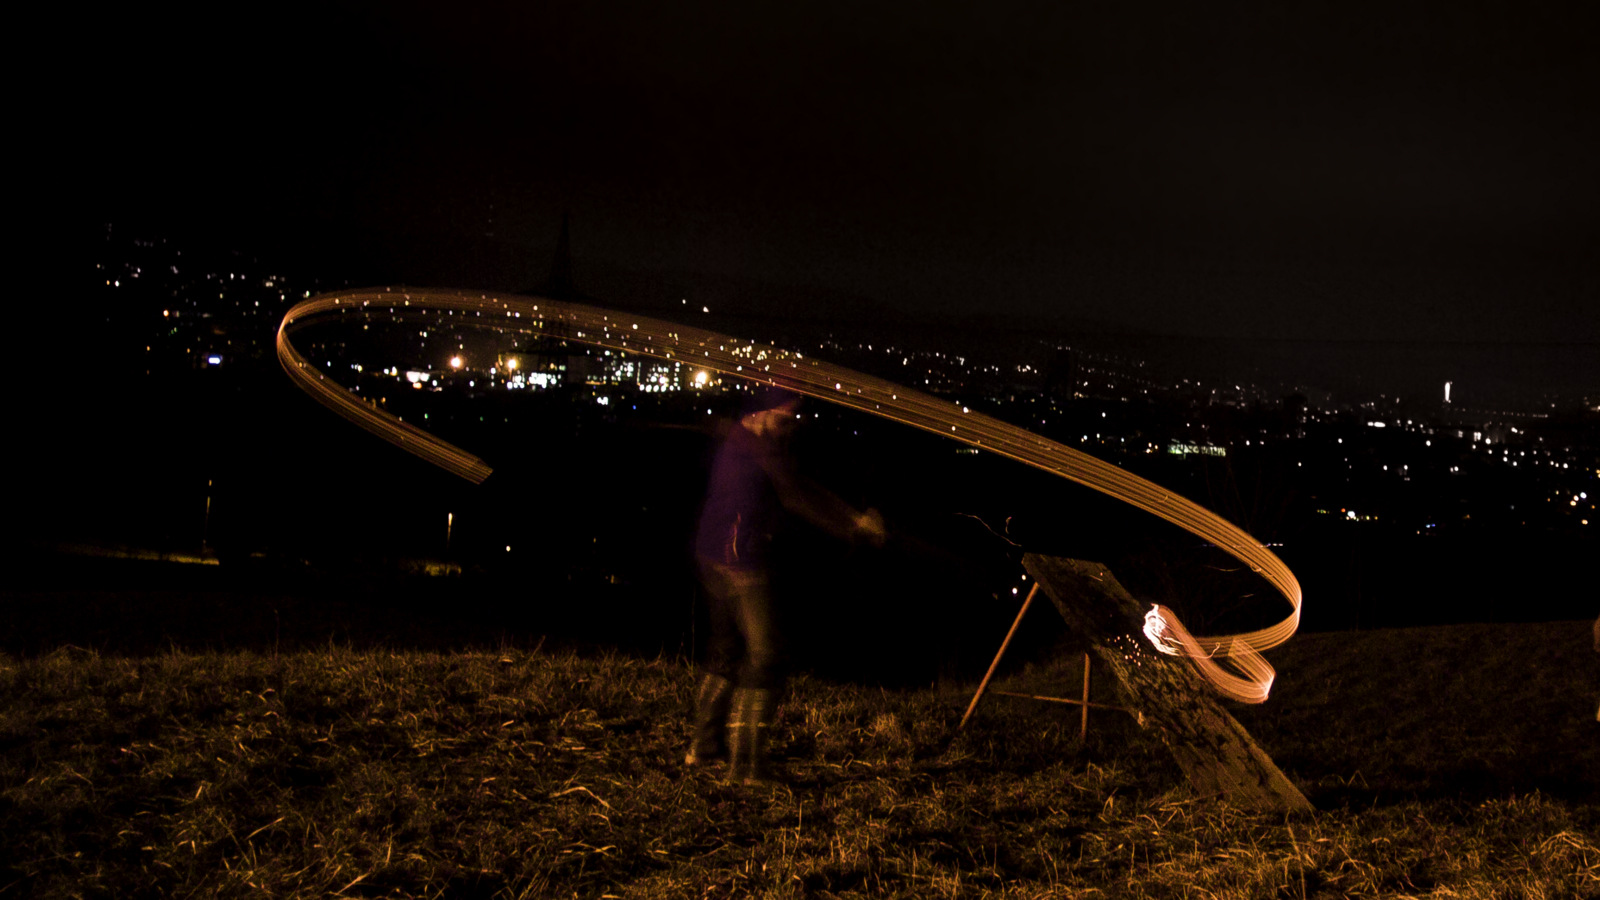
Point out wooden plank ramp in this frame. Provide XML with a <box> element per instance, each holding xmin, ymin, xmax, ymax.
<box><xmin>1023</xmin><ymin>554</ymin><xmax>1312</xmax><ymax>812</ymax></box>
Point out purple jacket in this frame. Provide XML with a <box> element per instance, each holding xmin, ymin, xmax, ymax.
<box><xmin>696</xmin><ymin>422</ymin><xmax>787</xmax><ymax>570</ymax></box>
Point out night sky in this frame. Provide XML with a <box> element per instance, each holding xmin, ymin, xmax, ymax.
<box><xmin>91</xmin><ymin>1</ymin><xmax>1597</xmax><ymax>345</ymax></box>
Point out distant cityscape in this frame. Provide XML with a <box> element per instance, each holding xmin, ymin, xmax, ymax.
<box><xmin>97</xmin><ymin>224</ymin><xmax>1597</xmax><ymax>542</ymax></box>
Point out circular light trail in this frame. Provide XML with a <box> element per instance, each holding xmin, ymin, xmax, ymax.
<box><xmin>278</xmin><ymin>287</ymin><xmax>1302</xmax><ymax>702</ymax></box>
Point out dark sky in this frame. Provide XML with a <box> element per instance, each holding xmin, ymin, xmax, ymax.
<box><xmin>91</xmin><ymin>1</ymin><xmax>1597</xmax><ymax>344</ymax></box>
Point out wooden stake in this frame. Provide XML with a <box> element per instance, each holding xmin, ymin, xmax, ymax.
<box><xmin>959</xmin><ymin>583</ymin><xmax>1038</xmax><ymax>729</ymax></box>
<box><xmin>987</xmin><ymin>689</ymin><xmax>1129</xmax><ymax>713</ymax></box>
<box><xmin>1080</xmin><ymin>652</ymin><xmax>1091</xmax><ymax>741</ymax></box>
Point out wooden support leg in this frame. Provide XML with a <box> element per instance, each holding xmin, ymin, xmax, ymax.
<box><xmin>959</xmin><ymin>583</ymin><xmax>1039</xmax><ymax>729</ymax></box>
<box><xmin>1080</xmin><ymin>652</ymin><xmax>1091</xmax><ymax>742</ymax></box>
<box><xmin>1024</xmin><ymin>554</ymin><xmax>1312</xmax><ymax>812</ymax></box>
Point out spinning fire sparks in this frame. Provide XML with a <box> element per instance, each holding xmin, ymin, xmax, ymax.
<box><xmin>278</xmin><ymin>288</ymin><xmax>1302</xmax><ymax>703</ymax></box>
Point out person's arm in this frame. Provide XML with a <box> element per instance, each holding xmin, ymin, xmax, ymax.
<box><xmin>759</xmin><ymin>450</ymin><xmax>885</xmax><ymax>547</ymax></box>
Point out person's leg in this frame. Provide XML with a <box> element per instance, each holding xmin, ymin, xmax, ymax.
<box><xmin>687</xmin><ymin>561</ymin><xmax>742</xmax><ymax>766</ymax></box>
<box><xmin>687</xmin><ymin>671</ymin><xmax>734</xmax><ymax>765</ymax></box>
<box><xmin>732</xmin><ymin>569</ymin><xmax>781</xmax><ymax>693</ymax></box>
<box><xmin>727</xmin><ymin>567</ymin><xmax>782</xmax><ymax>782</ymax></box>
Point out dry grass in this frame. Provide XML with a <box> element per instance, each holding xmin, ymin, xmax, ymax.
<box><xmin>3</xmin><ymin>622</ymin><xmax>1597</xmax><ymax>898</ymax></box>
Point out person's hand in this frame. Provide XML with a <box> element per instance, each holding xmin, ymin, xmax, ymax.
<box><xmin>854</xmin><ymin>508</ymin><xmax>887</xmax><ymax>548</ymax></box>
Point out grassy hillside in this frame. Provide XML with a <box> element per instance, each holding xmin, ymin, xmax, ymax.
<box><xmin>2</xmin><ymin>622</ymin><xmax>1596</xmax><ymax>898</ymax></box>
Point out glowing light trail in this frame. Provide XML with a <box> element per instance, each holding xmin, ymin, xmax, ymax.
<box><xmin>278</xmin><ymin>288</ymin><xmax>1302</xmax><ymax>702</ymax></box>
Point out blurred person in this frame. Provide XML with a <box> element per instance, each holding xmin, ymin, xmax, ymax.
<box><xmin>687</xmin><ymin>389</ymin><xmax>886</xmax><ymax>783</ymax></box>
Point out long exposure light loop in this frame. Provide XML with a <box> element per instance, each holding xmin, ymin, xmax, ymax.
<box><xmin>277</xmin><ymin>288</ymin><xmax>1302</xmax><ymax>702</ymax></box>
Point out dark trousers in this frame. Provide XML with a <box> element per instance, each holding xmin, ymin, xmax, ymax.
<box><xmin>698</xmin><ymin>558</ymin><xmax>782</xmax><ymax>692</ymax></box>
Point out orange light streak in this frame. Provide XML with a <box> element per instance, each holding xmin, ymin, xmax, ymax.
<box><xmin>278</xmin><ymin>288</ymin><xmax>1302</xmax><ymax>702</ymax></box>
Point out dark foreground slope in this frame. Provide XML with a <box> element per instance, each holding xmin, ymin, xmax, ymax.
<box><xmin>3</xmin><ymin>622</ymin><xmax>1596</xmax><ymax>898</ymax></box>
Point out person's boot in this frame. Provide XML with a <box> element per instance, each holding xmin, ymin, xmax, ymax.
<box><xmin>685</xmin><ymin>673</ymin><xmax>733</xmax><ymax>767</ymax></box>
<box><xmin>727</xmin><ymin>687</ymin><xmax>777</xmax><ymax>784</ymax></box>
